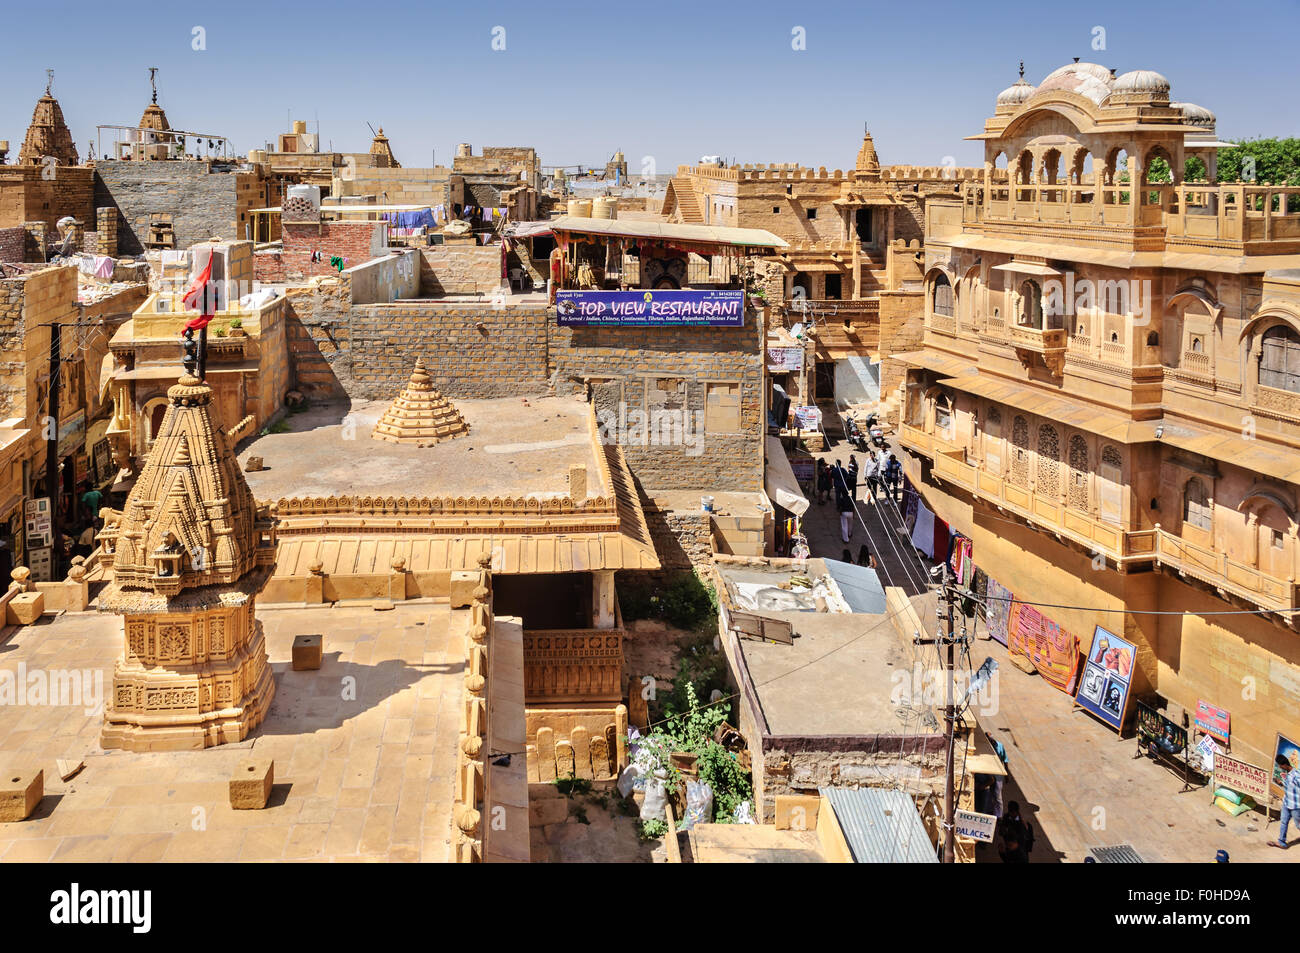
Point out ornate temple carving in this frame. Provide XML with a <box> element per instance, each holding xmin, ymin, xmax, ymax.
<box><xmin>99</xmin><ymin>370</ymin><xmax>275</xmax><ymax>751</ymax></box>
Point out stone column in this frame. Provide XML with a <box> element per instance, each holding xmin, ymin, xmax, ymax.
<box><xmin>592</xmin><ymin>569</ymin><xmax>616</xmax><ymax>629</ymax></box>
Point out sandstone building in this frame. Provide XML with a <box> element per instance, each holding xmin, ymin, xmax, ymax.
<box><xmin>898</xmin><ymin>60</ymin><xmax>1300</xmax><ymax>762</ymax></box>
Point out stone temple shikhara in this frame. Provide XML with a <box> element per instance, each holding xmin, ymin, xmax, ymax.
<box><xmin>97</xmin><ymin>367</ymin><xmax>277</xmax><ymax>751</ymax></box>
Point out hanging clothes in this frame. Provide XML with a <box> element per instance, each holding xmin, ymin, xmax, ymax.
<box><xmin>93</xmin><ymin>256</ymin><xmax>115</xmax><ymax>278</ymax></box>
<box><xmin>911</xmin><ymin>502</ymin><xmax>936</xmax><ymax>558</ymax></box>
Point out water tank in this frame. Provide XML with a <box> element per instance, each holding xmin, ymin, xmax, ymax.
<box><xmin>456</xmin><ymin>143</ymin><xmax>473</xmax><ymax>158</ymax></box>
<box><xmin>292</xmin><ymin>120</ymin><xmax>308</xmax><ymax>135</ymax></box>
<box><xmin>567</xmin><ymin>198</ymin><xmax>593</xmax><ymax>218</ymax></box>
<box><xmin>593</xmin><ymin>196</ymin><xmax>618</xmax><ymax>220</ymax></box>
<box><xmin>284</xmin><ymin>184</ymin><xmax>321</xmax><ymax>222</ymax></box>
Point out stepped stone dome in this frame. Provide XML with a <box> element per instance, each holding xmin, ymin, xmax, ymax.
<box><xmin>371</xmin><ymin>359</ymin><xmax>470</xmax><ymax>447</ymax></box>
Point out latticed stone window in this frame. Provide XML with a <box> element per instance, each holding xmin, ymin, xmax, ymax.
<box><xmin>1036</xmin><ymin>425</ymin><xmax>1061</xmax><ymax>494</ymax></box>
<box><xmin>1067</xmin><ymin>435</ymin><xmax>1090</xmax><ymax>510</ymax></box>
<box><xmin>1009</xmin><ymin>415</ymin><xmax>1030</xmax><ymax>487</ymax></box>
<box><xmin>1183</xmin><ymin>478</ymin><xmax>1213</xmax><ymax>530</ymax></box>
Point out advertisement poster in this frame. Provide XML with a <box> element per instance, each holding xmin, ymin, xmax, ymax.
<box><xmin>1215</xmin><ymin>752</ymin><xmax>1270</xmax><ymax>802</ymax></box>
<box><xmin>1271</xmin><ymin>733</ymin><xmax>1300</xmax><ymax>801</ymax></box>
<box><xmin>555</xmin><ymin>289</ymin><xmax>744</xmax><ymax>327</ymax></box>
<box><xmin>1135</xmin><ymin>699</ymin><xmax>1187</xmax><ymax>756</ymax></box>
<box><xmin>1193</xmin><ymin>700</ymin><xmax>1231</xmax><ymax>744</ymax></box>
<box><xmin>985</xmin><ymin>575</ymin><xmax>1012</xmax><ymax>647</ymax></box>
<box><xmin>793</xmin><ymin>406</ymin><xmax>822</xmax><ymax>430</ymax></box>
<box><xmin>1007</xmin><ymin>602</ymin><xmax>1080</xmax><ymax>694</ymax></box>
<box><xmin>1074</xmin><ymin>625</ymin><xmax>1135</xmax><ymax>732</ymax></box>
<box><xmin>767</xmin><ymin>346</ymin><xmax>804</xmax><ymax>373</ymax></box>
<box><xmin>954</xmin><ymin>809</ymin><xmax>997</xmax><ymax>843</ymax></box>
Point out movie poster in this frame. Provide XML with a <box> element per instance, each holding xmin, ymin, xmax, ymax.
<box><xmin>1007</xmin><ymin>602</ymin><xmax>1080</xmax><ymax>694</ymax></box>
<box><xmin>1074</xmin><ymin>625</ymin><xmax>1135</xmax><ymax>732</ymax></box>
<box><xmin>1271</xmin><ymin>733</ymin><xmax>1300</xmax><ymax>801</ymax></box>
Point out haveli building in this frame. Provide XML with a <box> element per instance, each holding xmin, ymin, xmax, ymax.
<box><xmin>898</xmin><ymin>59</ymin><xmax>1300</xmax><ymax>762</ymax></box>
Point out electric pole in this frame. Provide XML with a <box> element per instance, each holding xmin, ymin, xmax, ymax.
<box><xmin>915</xmin><ymin>562</ymin><xmax>960</xmax><ymax>863</ymax></box>
<box><xmin>941</xmin><ymin>563</ymin><xmax>957</xmax><ymax>864</ymax></box>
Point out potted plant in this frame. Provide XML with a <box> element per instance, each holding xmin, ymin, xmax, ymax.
<box><xmin>228</xmin><ymin>316</ymin><xmax>246</xmax><ymax>337</ymax></box>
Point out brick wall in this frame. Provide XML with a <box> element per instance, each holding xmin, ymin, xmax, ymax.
<box><xmin>94</xmin><ymin>160</ymin><xmax>244</xmax><ymax>255</ymax></box>
<box><xmin>282</xmin><ymin>278</ymin><xmax>351</xmax><ymax>401</ymax></box>
<box><xmin>0</xmin><ymin>227</ymin><xmax>25</xmax><ymax>263</ymax></box>
<box><xmin>255</xmin><ymin>221</ymin><xmax>385</xmax><ymax>284</ymax></box>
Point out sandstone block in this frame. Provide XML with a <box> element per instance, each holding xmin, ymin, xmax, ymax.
<box><xmin>449</xmin><ymin>570</ymin><xmax>478</xmax><ymax>609</ymax></box>
<box><xmin>0</xmin><ymin>768</ymin><xmax>43</xmax><ymax>822</ymax></box>
<box><xmin>7</xmin><ymin>591</ymin><xmax>44</xmax><ymax>625</ymax></box>
<box><xmin>229</xmin><ymin>759</ymin><xmax>274</xmax><ymax>809</ymax></box>
<box><xmin>774</xmin><ymin>794</ymin><xmax>820</xmax><ymax>832</ymax></box>
<box><xmin>292</xmin><ymin>634</ymin><xmax>322</xmax><ymax>670</ymax></box>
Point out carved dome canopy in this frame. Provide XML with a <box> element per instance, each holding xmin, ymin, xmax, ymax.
<box><xmin>997</xmin><ymin>79</ymin><xmax>1036</xmax><ymax>107</ymax></box>
<box><xmin>1112</xmin><ymin>69</ymin><xmax>1170</xmax><ymax>94</ymax></box>
<box><xmin>1037</xmin><ymin>62</ymin><xmax>1114</xmax><ymax>105</ymax></box>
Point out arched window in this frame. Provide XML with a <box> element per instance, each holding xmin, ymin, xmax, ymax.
<box><xmin>1009</xmin><ymin>416</ymin><xmax>1030</xmax><ymax>487</ymax></box>
<box><xmin>1183</xmin><ymin>478</ymin><xmax>1212</xmax><ymax>530</ymax></box>
<box><xmin>1260</xmin><ymin>324</ymin><xmax>1300</xmax><ymax>393</ymax></box>
<box><xmin>1067</xmin><ymin>435</ymin><xmax>1090</xmax><ymax>510</ymax></box>
<box><xmin>932</xmin><ymin>273</ymin><xmax>953</xmax><ymax>318</ymax></box>
<box><xmin>1036</xmin><ymin>425</ymin><xmax>1061</xmax><ymax>494</ymax></box>
<box><xmin>1019</xmin><ymin>280</ymin><xmax>1043</xmax><ymax>329</ymax></box>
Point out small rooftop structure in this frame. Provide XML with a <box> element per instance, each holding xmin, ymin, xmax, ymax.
<box><xmin>371</xmin><ymin>358</ymin><xmax>470</xmax><ymax>447</ymax></box>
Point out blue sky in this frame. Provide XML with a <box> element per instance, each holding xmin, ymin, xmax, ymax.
<box><xmin>3</xmin><ymin>0</ymin><xmax>1297</xmax><ymax>173</ymax></box>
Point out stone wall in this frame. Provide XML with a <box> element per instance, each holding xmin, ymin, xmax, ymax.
<box><xmin>94</xmin><ymin>160</ymin><xmax>244</xmax><ymax>255</ymax></box>
<box><xmin>417</xmin><ymin>244</ymin><xmax>502</xmax><ymax>296</ymax></box>
<box><xmin>642</xmin><ymin>501</ymin><xmax>713</xmax><ymax>569</ymax></box>
<box><xmin>556</xmin><ymin>314</ymin><xmax>765</xmax><ymax>492</ymax></box>
<box><xmin>282</xmin><ymin>278</ymin><xmax>351</xmax><ymax>401</ymax></box>
<box><xmin>0</xmin><ymin>166</ymin><xmax>95</xmax><ymax>233</ymax></box>
<box><xmin>346</xmin><ymin>302</ymin><xmax>548</xmax><ymax>399</ymax></box>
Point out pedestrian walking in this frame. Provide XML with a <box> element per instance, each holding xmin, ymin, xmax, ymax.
<box><xmin>847</xmin><ymin>455</ymin><xmax>860</xmax><ymax>502</ymax></box>
<box><xmin>886</xmin><ymin>453</ymin><xmax>902</xmax><ymax>501</ymax></box>
<box><xmin>864</xmin><ymin>452</ymin><xmax>880</xmax><ymax>502</ymax></box>
<box><xmin>816</xmin><ymin>460</ymin><xmax>830</xmax><ymax>505</ymax></box>
<box><xmin>1269</xmin><ymin>755</ymin><xmax>1300</xmax><ymax>849</ymax></box>
<box><xmin>834</xmin><ymin>465</ymin><xmax>854</xmax><ymax>543</ymax></box>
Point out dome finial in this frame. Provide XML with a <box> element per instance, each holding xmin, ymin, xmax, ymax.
<box><xmin>149</xmin><ymin>66</ymin><xmax>158</xmax><ymax>105</ymax></box>
<box><xmin>1018</xmin><ymin>60</ymin><xmax>1024</xmax><ymax>79</ymax></box>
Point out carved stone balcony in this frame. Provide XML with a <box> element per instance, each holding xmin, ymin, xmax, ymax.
<box><xmin>1007</xmin><ymin>325</ymin><xmax>1067</xmax><ymax>376</ymax></box>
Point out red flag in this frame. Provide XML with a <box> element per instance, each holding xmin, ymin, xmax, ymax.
<box><xmin>182</xmin><ymin>251</ymin><xmax>215</xmax><ymax>330</ymax></box>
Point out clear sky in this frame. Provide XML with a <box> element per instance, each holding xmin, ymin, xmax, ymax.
<box><xmin>3</xmin><ymin>0</ymin><xmax>1297</xmax><ymax>173</ymax></box>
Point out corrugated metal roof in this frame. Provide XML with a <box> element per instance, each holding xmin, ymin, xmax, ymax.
<box><xmin>820</xmin><ymin>787</ymin><xmax>938</xmax><ymax>863</ymax></box>
<box><xmin>822</xmin><ymin>558</ymin><xmax>887</xmax><ymax>615</ymax></box>
<box><xmin>549</xmin><ymin>215</ymin><xmax>788</xmax><ymax>249</ymax></box>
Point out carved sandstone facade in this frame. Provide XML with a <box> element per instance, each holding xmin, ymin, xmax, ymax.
<box><xmin>98</xmin><ymin>370</ymin><xmax>277</xmax><ymax>751</ymax></box>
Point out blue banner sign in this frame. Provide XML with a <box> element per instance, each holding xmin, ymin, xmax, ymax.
<box><xmin>556</xmin><ymin>289</ymin><xmax>744</xmax><ymax>327</ymax></box>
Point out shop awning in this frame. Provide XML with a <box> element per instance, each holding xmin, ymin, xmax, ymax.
<box><xmin>764</xmin><ymin>436</ymin><xmax>809</xmax><ymax>516</ymax></box>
